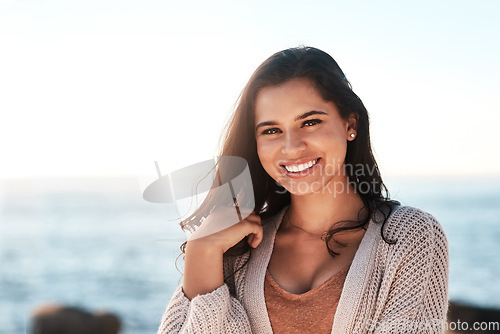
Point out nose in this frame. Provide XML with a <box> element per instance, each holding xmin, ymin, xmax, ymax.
<box><xmin>281</xmin><ymin>131</ymin><xmax>306</xmax><ymax>156</ymax></box>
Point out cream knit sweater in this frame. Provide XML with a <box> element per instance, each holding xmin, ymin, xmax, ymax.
<box><xmin>158</xmin><ymin>206</ymin><xmax>449</xmax><ymax>333</ymax></box>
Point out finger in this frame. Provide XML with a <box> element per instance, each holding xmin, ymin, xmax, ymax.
<box><xmin>244</xmin><ymin>213</ymin><xmax>261</xmax><ymax>225</ymax></box>
<box><xmin>212</xmin><ymin>217</ymin><xmax>263</xmax><ymax>252</ymax></box>
<box><xmin>247</xmin><ymin>234</ymin><xmax>254</xmax><ymax>247</ymax></box>
<box><xmin>241</xmin><ymin>220</ymin><xmax>263</xmax><ymax>248</ymax></box>
<box><xmin>232</xmin><ymin>219</ymin><xmax>262</xmax><ymax>242</ymax></box>
<box><xmin>250</xmin><ymin>228</ymin><xmax>264</xmax><ymax>248</ymax></box>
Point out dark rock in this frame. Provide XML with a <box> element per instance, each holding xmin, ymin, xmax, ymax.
<box><xmin>447</xmin><ymin>301</ymin><xmax>500</xmax><ymax>333</ymax></box>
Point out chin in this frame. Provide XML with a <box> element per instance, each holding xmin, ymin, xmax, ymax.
<box><xmin>282</xmin><ymin>180</ymin><xmax>324</xmax><ymax>196</ymax></box>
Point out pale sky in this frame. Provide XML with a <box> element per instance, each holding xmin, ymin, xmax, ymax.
<box><xmin>1</xmin><ymin>0</ymin><xmax>499</xmax><ymax>178</ymax></box>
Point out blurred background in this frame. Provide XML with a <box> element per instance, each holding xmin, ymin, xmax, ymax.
<box><xmin>1</xmin><ymin>0</ymin><xmax>499</xmax><ymax>332</ymax></box>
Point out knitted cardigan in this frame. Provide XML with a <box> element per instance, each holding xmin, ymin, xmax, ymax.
<box><xmin>158</xmin><ymin>205</ymin><xmax>449</xmax><ymax>333</ymax></box>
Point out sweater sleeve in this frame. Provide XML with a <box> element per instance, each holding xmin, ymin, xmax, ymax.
<box><xmin>371</xmin><ymin>210</ymin><xmax>449</xmax><ymax>334</ymax></box>
<box><xmin>157</xmin><ymin>284</ymin><xmax>252</xmax><ymax>334</ymax></box>
<box><xmin>157</xmin><ymin>253</ymin><xmax>252</xmax><ymax>334</ymax></box>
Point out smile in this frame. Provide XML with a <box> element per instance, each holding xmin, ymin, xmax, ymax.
<box><xmin>281</xmin><ymin>158</ymin><xmax>320</xmax><ymax>173</ymax></box>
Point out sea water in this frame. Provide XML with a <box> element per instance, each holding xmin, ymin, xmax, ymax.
<box><xmin>0</xmin><ymin>176</ymin><xmax>499</xmax><ymax>333</ymax></box>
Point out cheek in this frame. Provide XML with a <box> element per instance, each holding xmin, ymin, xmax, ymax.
<box><xmin>326</xmin><ymin>140</ymin><xmax>348</xmax><ymax>167</ymax></box>
<box><xmin>256</xmin><ymin>139</ymin><xmax>279</xmax><ymax>171</ymax></box>
<box><xmin>324</xmin><ymin>136</ymin><xmax>347</xmax><ymax>154</ymax></box>
<box><xmin>314</xmin><ymin>131</ymin><xmax>348</xmax><ymax>162</ymax></box>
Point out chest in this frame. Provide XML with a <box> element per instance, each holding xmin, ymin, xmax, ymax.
<box><xmin>267</xmin><ymin>232</ymin><xmax>363</xmax><ymax>294</ymax></box>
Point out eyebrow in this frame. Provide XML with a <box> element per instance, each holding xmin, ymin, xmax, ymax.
<box><xmin>255</xmin><ymin>110</ymin><xmax>328</xmax><ymax>131</ymax></box>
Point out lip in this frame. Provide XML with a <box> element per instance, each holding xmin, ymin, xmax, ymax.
<box><xmin>279</xmin><ymin>157</ymin><xmax>320</xmax><ymax>178</ymax></box>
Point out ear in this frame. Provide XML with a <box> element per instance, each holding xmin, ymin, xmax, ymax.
<box><xmin>346</xmin><ymin>113</ymin><xmax>358</xmax><ymax>141</ymax></box>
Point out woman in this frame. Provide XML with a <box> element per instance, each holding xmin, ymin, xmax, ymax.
<box><xmin>158</xmin><ymin>46</ymin><xmax>449</xmax><ymax>333</ymax></box>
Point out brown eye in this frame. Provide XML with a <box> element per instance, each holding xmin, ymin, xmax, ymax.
<box><xmin>262</xmin><ymin>128</ymin><xmax>281</xmax><ymax>135</ymax></box>
<box><xmin>302</xmin><ymin>119</ymin><xmax>322</xmax><ymax>127</ymax></box>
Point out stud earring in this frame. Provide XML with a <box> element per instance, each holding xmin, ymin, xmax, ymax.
<box><xmin>350</xmin><ymin>133</ymin><xmax>355</xmax><ymax>138</ymax></box>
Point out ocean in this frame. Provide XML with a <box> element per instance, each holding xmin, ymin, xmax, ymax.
<box><xmin>0</xmin><ymin>176</ymin><xmax>499</xmax><ymax>333</ymax></box>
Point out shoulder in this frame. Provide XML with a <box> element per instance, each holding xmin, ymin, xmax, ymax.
<box><xmin>374</xmin><ymin>206</ymin><xmax>449</xmax><ymax>286</ymax></box>
<box><xmin>379</xmin><ymin>206</ymin><xmax>449</xmax><ymax>274</ymax></box>
<box><xmin>382</xmin><ymin>205</ymin><xmax>448</xmax><ymax>248</ymax></box>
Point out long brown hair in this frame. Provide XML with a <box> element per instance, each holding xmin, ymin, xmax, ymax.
<box><xmin>180</xmin><ymin>46</ymin><xmax>398</xmax><ymax>259</ymax></box>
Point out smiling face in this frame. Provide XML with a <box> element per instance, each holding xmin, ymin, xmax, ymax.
<box><xmin>254</xmin><ymin>78</ymin><xmax>356</xmax><ymax>196</ymax></box>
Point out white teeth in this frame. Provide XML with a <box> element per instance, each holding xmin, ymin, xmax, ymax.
<box><xmin>284</xmin><ymin>159</ymin><xmax>318</xmax><ymax>173</ymax></box>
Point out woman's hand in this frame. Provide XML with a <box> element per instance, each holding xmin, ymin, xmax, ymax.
<box><xmin>182</xmin><ymin>207</ymin><xmax>263</xmax><ymax>300</ymax></box>
<box><xmin>187</xmin><ymin>207</ymin><xmax>263</xmax><ymax>253</ymax></box>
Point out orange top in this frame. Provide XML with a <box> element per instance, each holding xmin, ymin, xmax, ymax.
<box><xmin>264</xmin><ymin>266</ymin><xmax>350</xmax><ymax>334</ymax></box>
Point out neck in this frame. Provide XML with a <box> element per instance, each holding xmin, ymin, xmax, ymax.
<box><xmin>287</xmin><ymin>176</ymin><xmax>365</xmax><ymax>235</ymax></box>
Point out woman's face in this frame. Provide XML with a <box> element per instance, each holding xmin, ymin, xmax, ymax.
<box><xmin>254</xmin><ymin>78</ymin><xmax>356</xmax><ymax>196</ymax></box>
